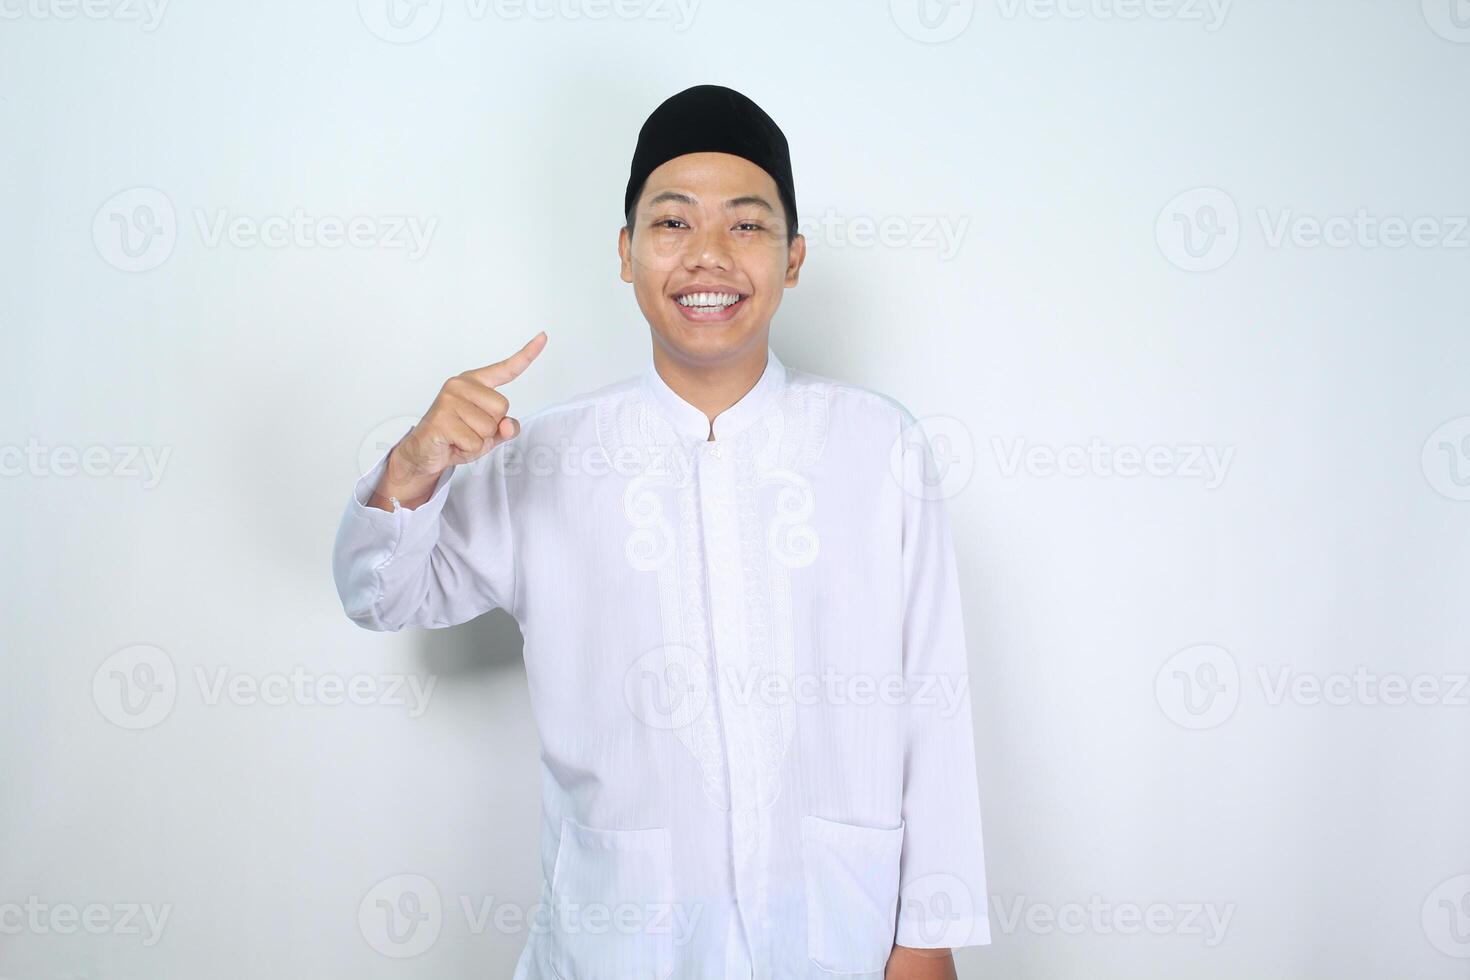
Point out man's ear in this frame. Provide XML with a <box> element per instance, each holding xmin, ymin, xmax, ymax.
<box><xmin>618</xmin><ymin>225</ymin><xmax>634</xmax><ymax>283</ymax></box>
<box><xmin>784</xmin><ymin>233</ymin><xmax>806</xmax><ymax>287</ymax></box>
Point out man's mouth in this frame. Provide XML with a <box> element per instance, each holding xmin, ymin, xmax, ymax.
<box><xmin>672</xmin><ymin>290</ymin><xmax>749</xmax><ymax>322</ymax></box>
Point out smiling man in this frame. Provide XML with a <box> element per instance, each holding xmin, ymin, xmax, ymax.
<box><xmin>332</xmin><ymin>84</ymin><xmax>991</xmax><ymax>979</ymax></box>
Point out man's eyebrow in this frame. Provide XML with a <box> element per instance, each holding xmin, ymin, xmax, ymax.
<box><xmin>645</xmin><ymin>191</ymin><xmax>698</xmax><ymax>209</ymax></box>
<box><xmin>643</xmin><ymin>191</ymin><xmax>776</xmax><ymax>214</ymax></box>
<box><xmin>724</xmin><ymin>195</ymin><xmax>775</xmax><ymax>213</ymax></box>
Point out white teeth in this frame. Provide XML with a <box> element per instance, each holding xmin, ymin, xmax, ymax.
<box><xmin>676</xmin><ymin>292</ymin><xmax>742</xmax><ymax>309</ymax></box>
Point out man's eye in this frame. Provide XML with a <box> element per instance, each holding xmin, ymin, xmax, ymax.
<box><xmin>655</xmin><ymin>219</ymin><xmax>688</xmax><ymax>230</ymax></box>
<box><xmin>736</xmin><ymin>222</ymin><xmax>763</xmax><ymax>232</ymax></box>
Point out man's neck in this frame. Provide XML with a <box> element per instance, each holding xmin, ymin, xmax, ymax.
<box><xmin>650</xmin><ymin>338</ymin><xmax>770</xmax><ymax>441</ymax></box>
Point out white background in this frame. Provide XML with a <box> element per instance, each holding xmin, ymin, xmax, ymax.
<box><xmin>3</xmin><ymin>0</ymin><xmax>1468</xmax><ymax>977</ymax></box>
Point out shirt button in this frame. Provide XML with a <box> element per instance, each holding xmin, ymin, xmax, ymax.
<box><xmin>708</xmin><ymin>444</ymin><xmax>722</xmax><ymax>459</ymax></box>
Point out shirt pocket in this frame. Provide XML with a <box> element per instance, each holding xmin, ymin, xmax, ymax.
<box><xmin>549</xmin><ymin>816</ymin><xmax>676</xmax><ymax>980</ymax></box>
<box><xmin>800</xmin><ymin>813</ymin><xmax>906</xmax><ymax>977</ymax></box>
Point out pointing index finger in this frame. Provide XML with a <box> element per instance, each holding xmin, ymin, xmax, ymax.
<box><xmin>469</xmin><ymin>331</ymin><xmax>547</xmax><ymax>388</ymax></box>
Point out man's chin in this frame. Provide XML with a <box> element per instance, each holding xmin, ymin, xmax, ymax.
<box><xmin>651</xmin><ymin>317</ymin><xmax>766</xmax><ymax>363</ymax></box>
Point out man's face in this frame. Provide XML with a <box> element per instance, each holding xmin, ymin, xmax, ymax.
<box><xmin>619</xmin><ymin>151</ymin><xmax>805</xmax><ymax>367</ymax></box>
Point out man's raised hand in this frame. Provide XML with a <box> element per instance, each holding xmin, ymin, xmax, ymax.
<box><xmin>369</xmin><ymin>331</ymin><xmax>547</xmax><ymax>511</ymax></box>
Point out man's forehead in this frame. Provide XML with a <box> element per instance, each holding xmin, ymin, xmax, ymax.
<box><xmin>645</xmin><ymin>151</ymin><xmax>777</xmax><ymax>185</ymax></box>
<box><xmin>641</xmin><ymin>153</ymin><xmax>780</xmax><ymax>207</ymax></box>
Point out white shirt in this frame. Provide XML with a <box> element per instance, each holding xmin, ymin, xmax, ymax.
<box><xmin>332</xmin><ymin>347</ymin><xmax>991</xmax><ymax>979</ymax></box>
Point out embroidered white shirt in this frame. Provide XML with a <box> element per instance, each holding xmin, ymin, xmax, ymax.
<box><xmin>332</xmin><ymin>347</ymin><xmax>991</xmax><ymax>980</ymax></box>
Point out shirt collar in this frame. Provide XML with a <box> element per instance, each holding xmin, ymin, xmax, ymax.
<box><xmin>641</xmin><ymin>346</ymin><xmax>787</xmax><ymax>442</ymax></box>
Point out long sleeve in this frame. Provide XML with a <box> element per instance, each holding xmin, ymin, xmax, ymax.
<box><xmin>331</xmin><ymin>430</ymin><xmax>518</xmax><ymax>631</ymax></box>
<box><xmin>892</xmin><ymin>413</ymin><xmax>992</xmax><ymax>950</ymax></box>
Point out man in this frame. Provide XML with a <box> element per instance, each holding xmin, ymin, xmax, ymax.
<box><xmin>333</xmin><ymin>84</ymin><xmax>991</xmax><ymax>979</ymax></box>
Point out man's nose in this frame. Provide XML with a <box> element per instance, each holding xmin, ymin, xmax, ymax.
<box><xmin>684</xmin><ymin>225</ymin><xmax>732</xmax><ymax>269</ymax></box>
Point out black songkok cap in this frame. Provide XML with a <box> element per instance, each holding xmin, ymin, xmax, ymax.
<box><xmin>624</xmin><ymin>84</ymin><xmax>798</xmax><ymax>235</ymax></box>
